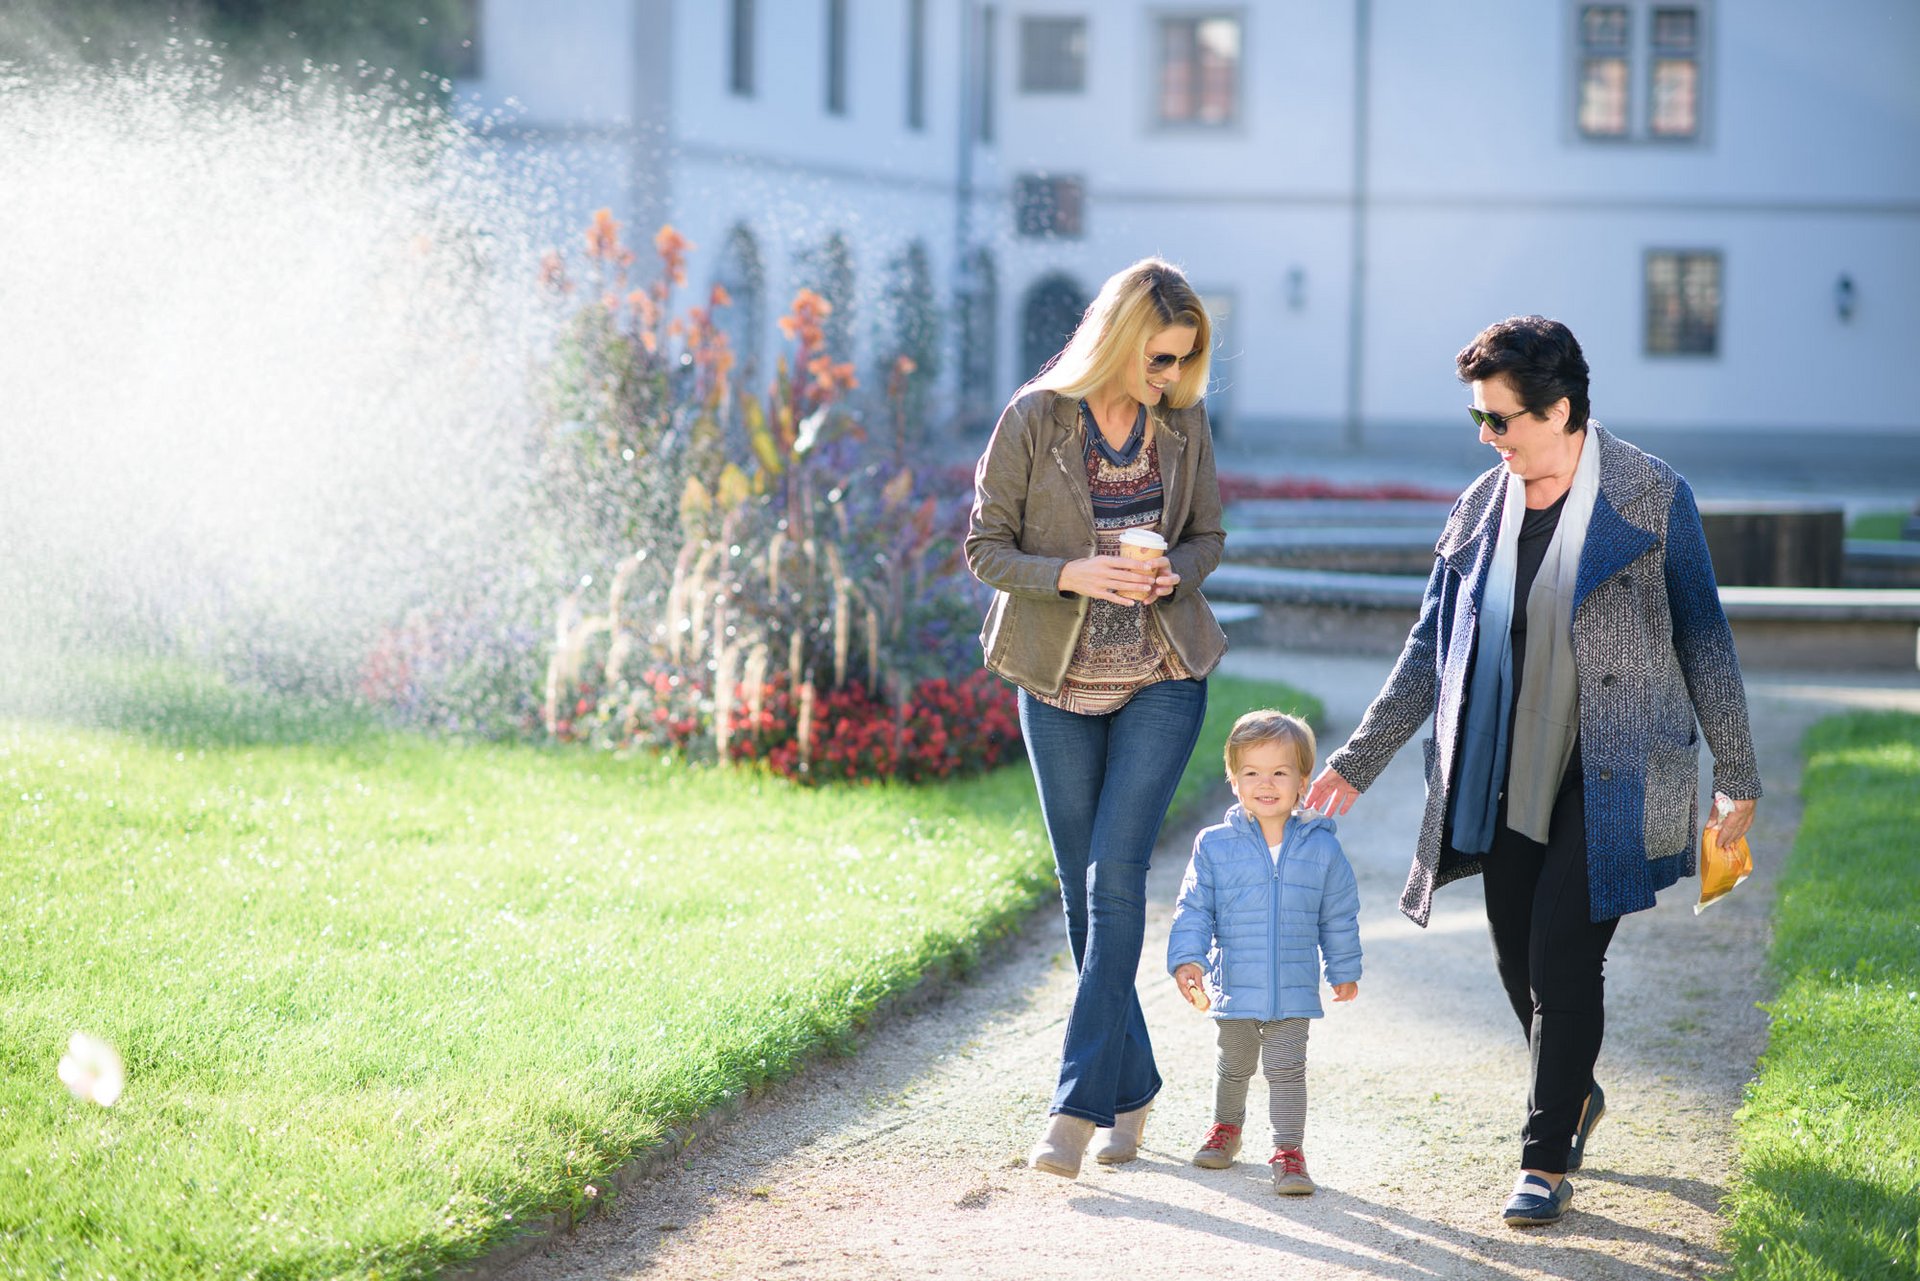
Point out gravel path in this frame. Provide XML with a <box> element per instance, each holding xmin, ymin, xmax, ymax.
<box><xmin>494</xmin><ymin>650</ymin><xmax>1920</xmax><ymax>1281</ymax></box>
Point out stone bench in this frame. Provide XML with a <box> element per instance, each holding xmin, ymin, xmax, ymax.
<box><xmin>1845</xmin><ymin>539</ymin><xmax>1920</xmax><ymax>589</ymax></box>
<box><xmin>1697</xmin><ymin>499</ymin><xmax>1844</xmax><ymax>587</ymax></box>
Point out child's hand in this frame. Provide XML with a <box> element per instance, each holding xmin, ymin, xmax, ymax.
<box><xmin>1173</xmin><ymin>963</ymin><xmax>1208</xmax><ymax>1010</ymax></box>
<box><xmin>1331</xmin><ymin>982</ymin><xmax>1359</xmax><ymax>1003</ymax></box>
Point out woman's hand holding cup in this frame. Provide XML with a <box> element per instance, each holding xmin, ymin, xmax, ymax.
<box><xmin>1058</xmin><ymin>555</ymin><xmax>1156</xmax><ymax>604</ymax></box>
<box><xmin>1116</xmin><ymin>529</ymin><xmax>1170</xmax><ymax>601</ymax></box>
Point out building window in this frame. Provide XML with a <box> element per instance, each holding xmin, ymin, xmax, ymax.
<box><xmin>1648</xmin><ymin>6</ymin><xmax>1699</xmax><ymax>136</ymax></box>
<box><xmin>958</xmin><ymin>247</ymin><xmax>998</xmax><ymax>428</ymax></box>
<box><xmin>977</xmin><ymin>5</ymin><xmax>998</xmax><ymax>143</ymax></box>
<box><xmin>1015</xmin><ymin>174</ymin><xmax>1085</xmax><ymax>238</ymax></box>
<box><xmin>712</xmin><ymin>225</ymin><xmax>765</xmax><ymax>382</ymax></box>
<box><xmin>906</xmin><ymin>0</ymin><xmax>927</xmax><ymax>129</ymax></box>
<box><xmin>1576</xmin><ymin>5</ymin><xmax>1629</xmax><ymax>137</ymax></box>
<box><xmin>1020</xmin><ymin>16</ymin><xmax>1087</xmax><ymax>93</ymax></box>
<box><xmin>1573</xmin><ymin>2</ymin><xmax>1704</xmax><ymax>141</ymax></box>
<box><xmin>826</xmin><ymin>0</ymin><xmax>848</xmax><ymax>116</ymax></box>
<box><xmin>730</xmin><ymin>0</ymin><xmax>755</xmax><ymax>96</ymax></box>
<box><xmin>1156</xmin><ymin>14</ymin><xmax>1241</xmax><ymax>127</ymax></box>
<box><xmin>1645</xmin><ymin>250</ymin><xmax>1721</xmax><ymax>356</ymax></box>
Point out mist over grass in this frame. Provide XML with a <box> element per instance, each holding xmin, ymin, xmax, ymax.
<box><xmin>0</xmin><ymin>43</ymin><xmax>567</xmax><ymax>732</ymax></box>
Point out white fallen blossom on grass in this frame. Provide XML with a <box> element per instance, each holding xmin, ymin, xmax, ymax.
<box><xmin>57</xmin><ymin>1032</ymin><xmax>125</xmax><ymax>1107</ymax></box>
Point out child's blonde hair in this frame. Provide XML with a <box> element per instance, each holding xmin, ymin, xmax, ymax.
<box><xmin>1223</xmin><ymin>709</ymin><xmax>1317</xmax><ymax>777</ymax></box>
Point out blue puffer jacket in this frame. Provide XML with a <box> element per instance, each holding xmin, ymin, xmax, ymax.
<box><xmin>1167</xmin><ymin>806</ymin><xmax>1363</xmax><ymax>1020</ymax></box>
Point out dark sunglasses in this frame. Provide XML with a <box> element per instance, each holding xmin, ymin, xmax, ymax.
<box><xmin>1145</xmin><ymin>349</ymin><xmax>1203</xmax><ymax>373</ymax></box>
<box><xmin>1467</xmin><ymin>405</ymin><xmax>1535</xmax><ymax>435</ymax></box>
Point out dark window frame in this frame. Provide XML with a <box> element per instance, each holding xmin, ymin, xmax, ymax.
<box><xmin>825</xmin><ymin>0</ymin><xmax>848</xmax><ymax>116</ymax></box>
<box><xmin>977</xmin><ymin>5</ymin><xmax>998</xmax><ymax>143</ymax></box>
<box><xmin>906</xmin><ymin>0</ymin><xmax>927</xmax><ymax>129</ymax></box>
<box><xmin>1570</xmin><ymin>1</ymin><xmax>1707</xmax><ymax>144</ymax></box>
<box><xmin>1152</xmin><ymin>10</ymin><xmax>1245</xmax><ymax>130</ymax></box>
<box><xmin>1014</xmin><ymin>173</ymin><xmax>1086</xmax><ymax>239</ymax></box>
<box><xmin>729</xmin><ymin>0</ymin><xmax>755</xmax><ymax>97</ymax></box>
<box><xmin>1644</xmin><ymin>248</ymin><xmax>1723</xmax><ymax>357</ymax></box>
<box><xmin>1019</xmin><ymin>15</ymin><xmax>1088</xmax><ymax>94</ymax></box>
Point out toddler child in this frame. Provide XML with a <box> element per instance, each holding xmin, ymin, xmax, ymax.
<box><xmin>1168</xmin><ymin>709</ymin><xmax>1362</xmax><ymax>1195</ymax></box>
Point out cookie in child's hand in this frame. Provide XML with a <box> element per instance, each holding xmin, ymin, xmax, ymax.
<box><xmin>1184</xmin><ymin>978</ymin><xmax>1211</xmax><ymax>1011</ymax></box>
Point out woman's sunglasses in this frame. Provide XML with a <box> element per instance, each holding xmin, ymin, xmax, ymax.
<box><xmin>1467</xmin><ymin>405</ymin><xmax>1534</xmax><ymax>435</ymax></box>
<box><xmin>1145</xmin><ymin>349</ymin><xmax>1203</xmax><ymax>373</ymax></box>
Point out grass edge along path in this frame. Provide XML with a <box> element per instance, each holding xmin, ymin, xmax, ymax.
<box><xmin>1726</xmin><ymin>711</ymin><xmax>1920</xmax><ymax>1280</ymax></box>
<box><xmin>0</xmin><ymin>672</ymin><xmax>1314</xmax><ymax>1280</ymax></box>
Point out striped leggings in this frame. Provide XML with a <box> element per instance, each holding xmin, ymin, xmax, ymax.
<box><xmin>1214</xmin><ymin>1017</ymin><xmax>1311</xmax><ymax>1149</ymax></box>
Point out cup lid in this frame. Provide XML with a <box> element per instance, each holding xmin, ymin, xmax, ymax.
<box><xmin>1118</xmin><ymin>528</ymin><xmax>1167</xmax><ymax>549</ymax></box>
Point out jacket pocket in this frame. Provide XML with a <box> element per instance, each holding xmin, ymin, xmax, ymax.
<box><xmin>1642</xmin><ymin>725</ymin><xmax>1701</xmax><ymax>860</ymax></box>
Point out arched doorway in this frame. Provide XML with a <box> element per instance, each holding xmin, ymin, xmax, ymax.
<box><xmin>1020</xmin><ymin>273</ymin><xmax>1087</xmax><ymax>384</ymax></box>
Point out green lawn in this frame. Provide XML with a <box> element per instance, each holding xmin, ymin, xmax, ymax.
<box><xmin>1846</xmin><ymin>510</ymin><xmax>1910</xmax><ymax>542</ymax></box>
<box><xmin>0</xmin><ymin>670</ymin><xmax>1314</xmax><ymax>1278</ymax></box>
<box><xmin>1727</xmin><ymin>712</ymin><xmax>1920</xmax><ymax>1280</ymax></box>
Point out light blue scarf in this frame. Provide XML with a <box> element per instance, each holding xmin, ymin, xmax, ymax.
<box><xmin>1450</xmin><ymin>477</ymin><xmax>1525</xmax><ymax>855</ymax></box>
<box><xmin>1451</xmin><ymin>432</ymin><xmax>1603</xmax><ymax>852</ymax></box>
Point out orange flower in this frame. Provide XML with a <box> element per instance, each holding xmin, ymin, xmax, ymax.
<box><xmin>654</xmin><ymin>225</ymin><xmax>691</xmax><ymax>287</ymax></box>
<box><xmin>627</xmin><ymin>289</ymin><xmax>658</xmax><ymax>328</ymax></box>
<box><xmin>711</xmin><ymin>283</ymin><xmax>732</xmax><ymax>308</ymax></box>
<box><xmin>538</xmin><ymin>250</ymin><xmax>571</xmax><ymax>292</ymax></box>
<box><xmin>807</xmin><ymin>356</ymin><xmax>859</xmax><ymax>397</ymax></box>
<box><xmin>586</xmin><ymin>208</ymin><xmax>622</xmax><ymax>260</ymax></box>
<box><xmin>893</xmin><ymin>355</ymin><xmax>917</xmax><ymax>376</ymax></box>
<box><xmin>640</xmin><ymin>331</ymin><xmax>658</xmax><ymax>354</ymax></box>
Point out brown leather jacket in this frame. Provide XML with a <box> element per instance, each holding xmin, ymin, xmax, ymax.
<box><xmin>965</xmin><ymin>388</ymin><xmax>1228</xmax><ymax>697</ymax></box>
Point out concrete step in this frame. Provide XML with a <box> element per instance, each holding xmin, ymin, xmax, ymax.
<box><xmin>1205</xmin><ymin>564</ymin><xmax>1920</xmax><ymax>672</ymax></box>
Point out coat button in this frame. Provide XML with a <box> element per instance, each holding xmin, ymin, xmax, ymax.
<box><xmin>1599</xmin><ymin>768</ymin><xmax>1613</xmax><ymax>781</ymax></box>
<box><xmin>1601</xmin><ymin>673</ymin><xmax>1616</xmax><ymax>687</ymax></box>
<box><xmin>1620</xmin><ymin>573</ymin><xmax>1634</xmax><ymax>588</ymax></box>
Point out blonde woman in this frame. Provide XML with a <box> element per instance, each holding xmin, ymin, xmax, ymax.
<box><xmin>966</xmin><ymin>258</ymin><xmax>1228</xmax><ymax>1178</ymax></box>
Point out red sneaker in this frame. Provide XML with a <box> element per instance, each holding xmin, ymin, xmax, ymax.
<box><xmin>1270</xmin><ymin>1146</ymin><xmax>1316</xmax><ymax>1195</ymax></box>
<box><xmin>1191</xmin><ymin>1121</ymin><xmax>1242</xmax><ymax>1169</ymax></box>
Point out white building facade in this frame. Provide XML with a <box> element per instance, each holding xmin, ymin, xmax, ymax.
<box><xmin>458</xmin><ymin>0</ymin><xmax>1920</xmax><ymax>452</ymax></box>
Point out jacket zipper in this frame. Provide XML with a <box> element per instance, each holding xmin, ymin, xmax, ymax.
<box><xmin>1048</xmin><ymin>443</ymin><xmax>1097</xmax><ymax>543</ymax></box>
<box><xmin>1269</xmin><ymin>824</ymin><xmax>1284</xmax><ymax>1022</ymax></box>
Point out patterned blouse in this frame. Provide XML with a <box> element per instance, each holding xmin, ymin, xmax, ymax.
<box><xmin>1036</xmin><ymin>404</ymin><xmax>1192</xmax><ymax>714</ymax></box>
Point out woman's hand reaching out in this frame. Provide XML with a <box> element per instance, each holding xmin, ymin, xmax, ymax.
<box><xmin>1305</xmin><ymin>766</ymin><xmax>1360</xmax><ymax>816</ymax></box>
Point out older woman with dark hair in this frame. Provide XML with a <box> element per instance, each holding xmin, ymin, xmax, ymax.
<box><xmin>1306</xmin><ymin>315</ymin><xmax>1760</xmax><ymax>1227</ymax></box>
<box><xmin>967</xmin><ymin>258</ymin><xmax>1227</xmax><ymax>1179</ymax></box>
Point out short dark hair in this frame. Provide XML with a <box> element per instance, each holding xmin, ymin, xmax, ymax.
<box><xmin>1456</xmin><ymin>315</ymin><xmax>1590</xmax><ymax>433</ymax></box>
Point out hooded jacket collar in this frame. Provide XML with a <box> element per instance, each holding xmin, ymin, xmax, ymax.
<box><xmin>1224</xmin><ymin>802</ymin><xmax>1337</xmax><ymax>848</ymax></box>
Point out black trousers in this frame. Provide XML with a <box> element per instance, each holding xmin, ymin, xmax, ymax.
<box><xmin>1479</xmin><ymin>781</ymin><xmax>1620</xmax><ymax>1174</ymax></box>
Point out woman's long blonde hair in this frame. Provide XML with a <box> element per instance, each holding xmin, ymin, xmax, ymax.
<box><xmin>1024</xmin><ymin>258</ymin><xmax>1213</xmax><ymax>429</ymax></box>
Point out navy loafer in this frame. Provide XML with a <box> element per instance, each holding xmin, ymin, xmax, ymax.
<box><xmin>1504</xmin><ymin>1175</ymin><xmax>1574</xmax><ymax>1227</ymax></box>
<box><xmin>1566</xmin><ymin>1082</ymin><xmax>1607</xmax><ymax>1173</ymax></box>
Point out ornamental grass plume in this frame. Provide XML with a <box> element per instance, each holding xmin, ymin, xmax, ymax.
<box><xmin>57</xmin><ymin>1032</ymin><xmax>125</xmax><ymax>1107</ymax></box>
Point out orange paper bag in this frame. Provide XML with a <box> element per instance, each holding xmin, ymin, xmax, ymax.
<box><xmin>1695</xmin><ymin>792</ymin><xmax>1752</xmax><ymax>915</ymax></box>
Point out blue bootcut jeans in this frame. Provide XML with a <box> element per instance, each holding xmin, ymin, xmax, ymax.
<box><xmin>1018</xmin><ymin>677</ymin><xmax>1208</xmax><ymax>1127</ymax></box>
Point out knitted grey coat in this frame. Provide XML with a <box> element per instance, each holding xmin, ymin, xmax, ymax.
<box><xmin>1325</xmin><ymin>425</ymin><xmax>1762</xmax><ymax>926</ymax></box>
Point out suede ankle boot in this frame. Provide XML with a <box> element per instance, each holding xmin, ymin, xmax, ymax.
<box><xmin>1089</xmin><ymin>1101</ymin><xmax>1152</xmax><ymax>1165</ymax></box>
<box><xmin>1028</xmin><ymin>1113</ymin><xmax>1097</xmax><ymax>1178</ymax></box>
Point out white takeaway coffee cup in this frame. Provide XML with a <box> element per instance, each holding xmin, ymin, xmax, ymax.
<box><xmin>1116</xmin><ymin>528</ymin><xmax>1167</xmax><ymax>600</ymax></box>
